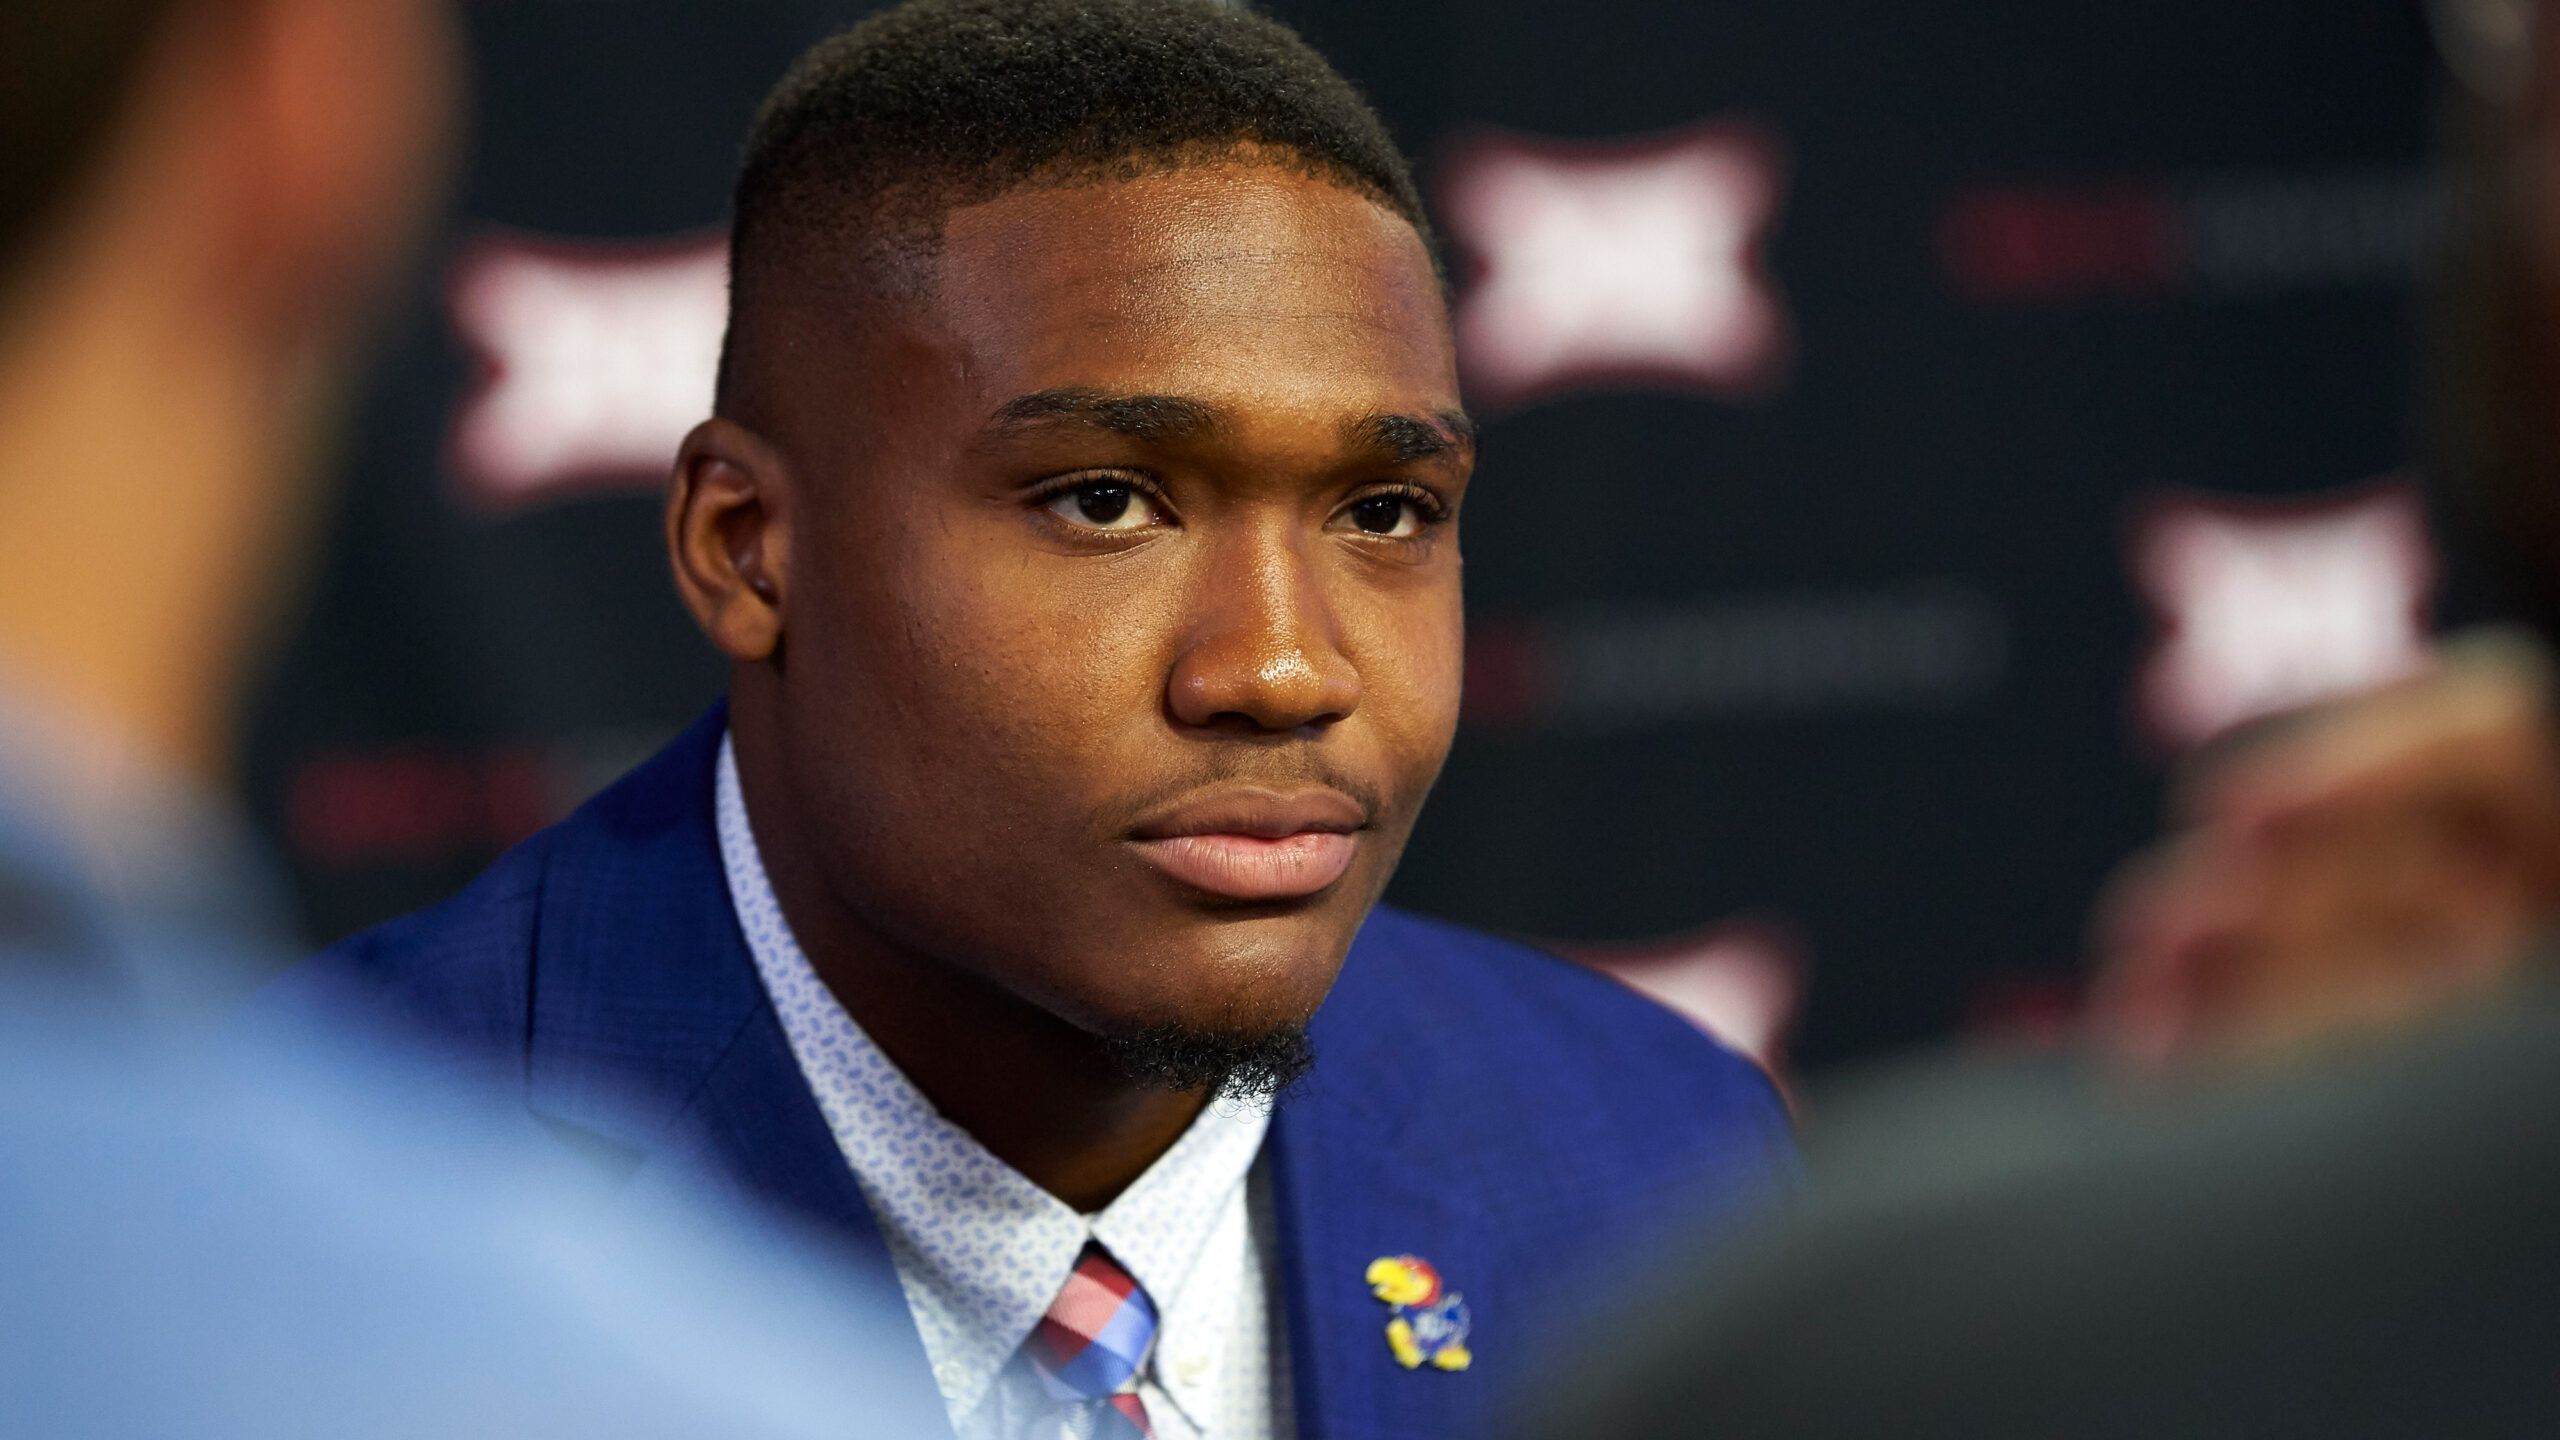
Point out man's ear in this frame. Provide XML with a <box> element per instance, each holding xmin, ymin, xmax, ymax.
<box><xmin>668</xmin><ymin>418</ymin><xmax>792</xmax><ymax>662</ymax></box>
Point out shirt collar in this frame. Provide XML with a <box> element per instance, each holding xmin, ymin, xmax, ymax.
<box><xmin>715</xmin><ymin>733</ymin><xmax>1268</xmax><ymax>1423</ymax></box>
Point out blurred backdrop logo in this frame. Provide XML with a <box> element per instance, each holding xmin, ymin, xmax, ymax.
<box><xmin>1548</xmin><ymin>919</ymin><xmax>1808</xmax><ymax>1082</ymax></box>
<box><xmin>447</xmin><ymin>231</ymin><xmax>729</xmax><ymax>510</ymax></box>
<box><xmin>2133</xmin><ymin>480</ymin><xmax>2437</xmax><ymax>752</ymax></box>
<box><xmin>1438</xmin><ymin>123</ymin><xmax>1790</xmax><ymax>410</ymax></box>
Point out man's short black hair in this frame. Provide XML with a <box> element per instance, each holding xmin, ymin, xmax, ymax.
<box><xmin>722</xmin><ymin>0</ymin><xmax>1429</xmax><ymax>403</ymax></box>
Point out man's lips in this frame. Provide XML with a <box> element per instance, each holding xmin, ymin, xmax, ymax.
<box><xmin>1127</xmin><ymin>788</ymin><xmax>1365</xmax><ymax>901</ymax></box>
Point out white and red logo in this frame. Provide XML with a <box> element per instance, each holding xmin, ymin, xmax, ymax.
<box><xmin>2134</xmin><ymin>481</ymin><xmax>2436</xmax><ymax>751</ymax></box>
<box><xmin>1438</xmin><ymin>124</ymin><xmax>1789</xmax><ymax>410</ymax></box>
<box><xmin>446</xmin><ymin>231</ymin><xmax>729</xmax><ymax>511</ymax></box>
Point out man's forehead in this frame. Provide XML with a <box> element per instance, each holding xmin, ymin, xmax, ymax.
<box><xmin>931</xmin><ymin>164</ymin><xmax>1443</xmax><ymax>324</ymax></box>
<box><xmin>745</xmin><ymin>165</ymin><xmax>1457</xmax><ymax>456</ymax></box>
<box><xmin>941</xmin><ymin>156</ymin><xmax>1421</xmax><ymax>245</ymax></box>
<box><xmin>983</xmin><ymin>385</ymin><xmax>1473</xmax><ymax>457</ymax></box>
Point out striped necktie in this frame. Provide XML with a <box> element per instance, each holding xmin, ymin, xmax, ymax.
<box><xmin>1022</xmin><ymin>1242</ymin><xmax>1158</xmax><ymax>1439</ymax></box>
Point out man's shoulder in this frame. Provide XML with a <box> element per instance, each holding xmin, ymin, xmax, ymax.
<box><xmin>1336</xmin><ymin>905</ymin><xmax>1791</xmax><ymax>1146</ymax></box>
<box><xmin>252</xmin><ymin>705</ymin><xmax>730</xmax><ymax>1056</ymax></box>
<box><xmin>255</xmin><ymin>822</ymin><xmax>555</xmax><ymax>1060</ymax></box>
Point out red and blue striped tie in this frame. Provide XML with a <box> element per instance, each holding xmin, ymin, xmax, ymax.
<box><xmin>1023</xmin><ymin>1242</ymin><xmax>1157</xmax><ymax>1439</ymax></box>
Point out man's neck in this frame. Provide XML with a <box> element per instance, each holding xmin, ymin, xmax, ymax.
<box><xmin>0</xmin><ymin>208</ymin><xmax>323</xmax><ymax>794</ymax></box>
<box><xmin>732</xmin><ymin>721</ymin><xmax>1210</xmax><ymax>1213</ymax></box>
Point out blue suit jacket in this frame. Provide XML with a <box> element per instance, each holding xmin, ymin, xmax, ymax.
<box><xmin>265</xmin><ymin>705</ymin><xmax>1794</xmax><ymax>1439</ymax></box>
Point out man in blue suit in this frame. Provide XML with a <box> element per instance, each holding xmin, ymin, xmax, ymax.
<box><xmin>274</xmin><ymin>2</ymin><xmax>1793</xmax><ymax>1436</ymax></box>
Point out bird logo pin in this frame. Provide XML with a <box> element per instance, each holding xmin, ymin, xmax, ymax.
<box><xmin>1365</xmin><ymin>1255</ymin><xmax>1472</xmax><ymax>1371</ymax></box>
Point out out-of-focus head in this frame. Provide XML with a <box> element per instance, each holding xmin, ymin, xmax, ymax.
<box><xmin>0</xmin><ymin>0</ymin><xmax>456</xmax><ymax>342</ymax></box>
<box><xmin>0</xmin><ymin>0</ymin><xmax>457</xmax><ymax>785</ymax></box>
<box><xmin>675</xmin><ymin>0</ymin><xmax>1468</xmax><ymax>1098</ymax></box>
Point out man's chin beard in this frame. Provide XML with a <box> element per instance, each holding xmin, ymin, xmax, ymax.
<box><xmin>1101</xmin><ymin>1021</ymin><xmax>1316</xmax><ymax>1105</ymax></box>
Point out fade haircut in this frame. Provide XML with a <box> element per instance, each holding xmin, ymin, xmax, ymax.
<box><xmin>718</xmin><ymin>0</ymin><xmax>1429</xmax><ymax>408</ymax></box>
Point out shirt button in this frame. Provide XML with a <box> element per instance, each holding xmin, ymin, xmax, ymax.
<box><xmin>933</xmin><ymin>1360</ymin><xmax>966</xmax><ymax>1397</ymax></box>
<box><xmin>1174</xmin><ymin>1348</ymin><xmax>1212</xmax><ymax>1386</ymax></box>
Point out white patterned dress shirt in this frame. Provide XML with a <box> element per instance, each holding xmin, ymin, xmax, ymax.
<box><xmin>717</xmin><ymin>736</ymin><xmax>1291</xmax><ymax>1440</ymax></box>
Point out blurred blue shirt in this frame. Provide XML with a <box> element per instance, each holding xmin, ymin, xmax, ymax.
<box><xmin>0</xmin><ymin>697</ymin><xmax>936</xmax><ymax>1439</ymax></box>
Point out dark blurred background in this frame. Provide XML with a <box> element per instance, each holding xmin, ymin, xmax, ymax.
<box><xmin>245</xmin><ymin>0</ymin><xmax>2457</xmax><ymax>1071</ymax></box>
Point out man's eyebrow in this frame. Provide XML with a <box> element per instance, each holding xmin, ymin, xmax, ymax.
<box><xmin>985</xmin><ymin>388</ymin><xmax>1226</xmax><ymax>443</ymax></box>
<box><xmin>1346</xmin><ymin>409</ymin><xmax>1477</xmax><ymax>465</ymax></box>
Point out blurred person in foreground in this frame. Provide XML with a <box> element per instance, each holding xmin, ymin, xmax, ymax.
<box><xmin>262</xmin><ymin>3</ymin><xmax>1798</xmax><ymax>1437</ymax></box>
<box><xmin>0</xmin><ymin>0</ymin><xmax>445</xmax><ymax>1004</ymax></box>
<box><xmin>0</xmin><ymin>3</ymin><xmax>931</xmax><ymax>1434</ymax></box>
<box><xmin>1514</xmin><ymin>3</ymin><xmax>2560</xmax><ymax>1437</ymax></box>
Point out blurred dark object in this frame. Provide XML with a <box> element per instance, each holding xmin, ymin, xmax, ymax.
<box><xmin>1514</xmin><ymin>979</ymin><xmax>2560</xmax><ymax>1440</ymax></box>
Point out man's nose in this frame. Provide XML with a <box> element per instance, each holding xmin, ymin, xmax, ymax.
<box><xmin>1167</xmin><ymin>539</ymin><xmax>1362</xmax><ymax>733</ymax></box>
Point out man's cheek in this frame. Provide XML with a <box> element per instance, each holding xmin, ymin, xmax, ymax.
<box><xmin>1374</xmin><ymin>618</ymin><xmax>1466</xmax><ymax>775</ymax></box>
<box><xmin>905</xmin><ymin>652</ymin><xmax>1126</xmax><ymax>823</ymax></box>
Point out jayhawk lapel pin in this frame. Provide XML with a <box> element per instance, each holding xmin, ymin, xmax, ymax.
<box><xmin>1365</xmin><ymin>1255</ymin><xmax>1472</xmax><ymax>1371</ymax></box>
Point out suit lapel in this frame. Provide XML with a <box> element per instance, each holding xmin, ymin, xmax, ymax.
<box><xmin>517</xmin><ymin>705</ymin><xmax>947</xmax><ymax>1429</ymax></box>
<box><xmin>1269</xmin><ymin>921</ymin><xmax>1495</xmax><ymax>1440</ymax></box>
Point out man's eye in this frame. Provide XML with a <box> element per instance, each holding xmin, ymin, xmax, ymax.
<box><xmin>1044</xmin><ymin>481</ymin><xmax>1162</xmax><ymax>532</ymax></box>
<box><xmin>1342</xmin><ymin>494</ymin><xmax>1427</xmax><ymax>538</ymax></box>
